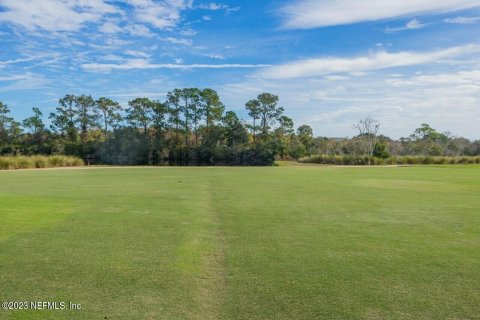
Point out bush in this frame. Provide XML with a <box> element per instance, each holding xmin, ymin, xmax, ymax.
<box><xmin>32</xmin><ymin>156</ymin><xmax>48</xmax><ymax>168</ymax></box>
<box><xmin>0</xmin><ymin>155</ymin><xmax>84</xmax><ymax>170</ymax></box>
<box><xmin>298</xmin><ymin>155</ymin><xmax>480</xmax><ymax>166</ymax></box>
<box><xmin>48</xmin><ymin>155</ymin><xmax>66</xmax><ymax>167</ymax></box>
<box><xmin>433</xmin><ymin>157</ymin><xmax>448</xmax><ymax>165</ymax></box>
<box><xmin>14</xmin><ymin>157</ymin><xmax>33</xmax><ymax>169</ymax></box>
<box><xmin>0</xmin><ymin>157</ymin><xmax>16</xmax><ymax>170</ymax></box>
<box><xmin>373</xmin><ymin>142</ymin><xmax>390</xmax><ymax>159</ymax></box>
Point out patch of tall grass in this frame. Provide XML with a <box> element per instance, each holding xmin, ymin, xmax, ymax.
<box><xmin>299</xmin><ymin>155</ymin><xmax>480</xmax><ymax>166</ymax></box>
<box><xmin>0</xmin><ymin>155</ymin><xmax>84</xmax><ymax>170</ymax></box>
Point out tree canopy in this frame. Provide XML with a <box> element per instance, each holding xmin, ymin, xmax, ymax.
<box><xmin>1</xmin><ymin>90</ymin><xmax>478</xmax><ymax>165</ymax></box>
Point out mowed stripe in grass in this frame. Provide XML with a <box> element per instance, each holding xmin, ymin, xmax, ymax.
<box><xmin>0</xmin><ymin>168</ymin><xmax>226</xmax><ymax>319</ymax></box>
<box><xmin>0</xmin><ymin>166</ymin><xmax>479</xmax><ymax>319</ymax></box>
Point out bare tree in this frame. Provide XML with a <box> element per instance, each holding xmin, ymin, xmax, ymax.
<box><xmin>353</xmin><ymin>117</ymin><xmax>380</xmax><ymax>164</ymax></box>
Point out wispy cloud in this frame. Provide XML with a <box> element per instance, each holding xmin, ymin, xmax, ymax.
<box><xmin>0</xmin><ymin>0</ymin><xmax>120</xmax><ymax>32</ymax></box>
<box><xmin>281</xmin><ymin>0</ymin><xmax>480</xmax><ymax>29</ymax></box>
<box><xmin>196</xmin><ymin>3</ymin><xmax>240</xmax><ymax>14</ymax></box>
<box><xmin>82</xmin><ymin>59</ymin><xmax>270</xmax><ymax>72</ymax></box>
<box><xmin>0</xmin><ymin>72</ymin><xmax>50</xmax><ymax>92</ymax></box>
<box><xmin>385</xmin><ymin>19</ymin><xmax>427</xmax><ymax>33</ymax></box>
<box><xmin>259</xmin><ymin>45</ymin><xmax>480</xmax><ymax>79</ymax></box>
<box><xmin>444</xmin><ymin>16</ymin><xmax>480</xmax><ymax>24</ymax></box>
<box><xmin>0</xmin><ymin>56</ymin><xmax>38</xmax><ymax>67</ymax></box>
<box><xmin>126</xmin><ymin>0</ymin><xmax>192</xmax><ymax>30</ymax></box>
<box><xmin>160</xmin><ymin>37</ymin><xmax>192</xmax><ymax>46</ymax></box>
<box><xmin>125</xmin><ymin>50</ymin><xmax>151</xmax><ymax>59</ymax></box>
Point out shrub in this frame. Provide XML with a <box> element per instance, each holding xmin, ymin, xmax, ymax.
<box><xmin>373</xmin><ymin>142</ymin><xmax>390</xmax><ymax>159</ymax></box>
<box><xmin>0</xmin><ymin>155</ymin><xmax>84</xmax><ymax>170</ymax></box>
<box><xmin>298</xmin><ymin>155</ymin><xmax>480</xmax><ymax>166</ymax></box>
<box><xmin>32</xmin><ymin>156</ymin><xmax>48</xmax><ymax>168</ymax></box>
<box><xmin>433</xmin><ymin>157</ymin><xmax>448</xmax><ymax>165</ymax></box>
<box><xmin>422</xmin><ymin>157</ymin><xmax>434</xmax><ymax>165</ymax></box>
<box><xmin>0</xmin><ymin>157</ymin><xmax>16</xmax><ymax>170</ymax></box>
<box><xmin>14</xmin><ymin>157</ymin><xmax>33</xmax><ymax>169</ymax></box>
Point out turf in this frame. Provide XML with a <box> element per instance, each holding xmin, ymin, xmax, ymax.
<box><xmin>0</xmin><ymin>166</ymin><xmax>479</xmax><ymax>319</ymax></box>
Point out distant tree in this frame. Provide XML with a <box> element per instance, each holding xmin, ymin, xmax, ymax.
<box><xmin>151</xmin><ymin>100</ymin><xmax>169</xmax><ymax>159</ymax></box>
<box><xmin>0</xmin><ymin>102</ymin><xmax>13</xmax><ymax>140</ymax></box>
<box><xmin>353</xmin><ymin>117</ymin><xmax>380</xmax><ymax>163</ymax></box>
<box><xmin>22</xmin><ymin>107</ymin><xmax>49</xmax><ymax>155</ymax></box>
<box><xmin>289</xmin><ymin>136</ymin><xmax>308</xmax><ymax>159</ymax></box>
<box><xmin>50</xmin><ymin>94</ymin><xmax>77</xmax><ymax>142</ymax></box>
<box><xmin>373</xmin><ymin>141</ymin><xmax>390</xmax><ymax>159</ymax></box>
<box><xmin>152</xmin><ymin>101</ymin><xmax>169</xmax><ymax>133</ymax></box>
<box><xmin>75</xmin><ymin>95</ymin><xmax>97</xmax><ymax>144</ymax></box>
<box><xmin>256</xmin><ymin>93</ymin><xmax>284</xmax><ymax>137</ymax></box>
<box><xmin>127</xmin><ymin>98</ymin><xmax>154</xmax><ymax>139</ymax></box>
<box><xmin>96</xmin><ymin>97</ymin><xmax>122</xmax><ymax>140</ymax></box>
<box><xmin>167</xmin><ymin>89</ymin><xmax>182</xmax><ymax>141</ymax></box>
<box><xmin>297</xmin><ymin>124</ymin><xmax>314</xmax><ymax>154</ymax></box>
<box><xmin>277</xmin><ymin>116</ymin><xmax>294</xmax><ymax>136</ymax></box>
<box><xmin>406</xmin><ymin>124</ymin><xmax>449</xmax><ymax>156</ymax></box>
<box><xmin>179</xmin><ymin>88</ymin><xmax>197</xmax><ymax>147</ymax></box>
<box><xmin>8</xmin><ymin>120</ymin><xmax>23</xmax><ymax>154</ymax></box>
<box><xmin>411</xmin><ymin>123</ymin><xmax>441</xmax><ymax>141</ymax></box>
<box><xmin>245</xmin><ymin>99</ymin><xmax>260</xmax><ymax>143</ymax></box>
<box><xmin>22</xmin><ymin>107</ymin><xmax>45</xmax><ymax>134</ymax></box>
<box><xmin>274</xmin><ymin>116</ymin><xmax>295</xmax><ymax>158</ymax></box>
<box><xmin>201</xmin><ymin>88</ymin><xmax>225</xmax><ymax>141</ymax></box>
<box><xmin>223</xmin><ymin>111</ymin><xmax>248</xmax><ymax>147</ymax></box>
<box><xmin>189</xmin><ymin>88</ymin><xmax>203</xmax><ymax>148</ymax></box>
<box><xmin>0</xmin><ymin>103</ymin><xmax>22</xmax><ymax>154</ymax></box>
<box><xmin>126</xmin><ymin>98</ymin><xmax>155</xmax><ymax>163</ymax></box>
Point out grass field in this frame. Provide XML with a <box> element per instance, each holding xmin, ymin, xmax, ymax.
<box><xmin>1</xmin><ymin>166</ymin><xmax>479</xmax><ymax>319</ymax></box>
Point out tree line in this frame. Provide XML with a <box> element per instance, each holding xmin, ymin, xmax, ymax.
<box><xmin>313</xmin><ymin>120</ymin><xmax>480</xmax><ymax>159</ymax></box>
<box><xmin>0</xmin><ymin>89</ymin><xmax>314</xmax><ymax>165</ymax></box>
<box><xmin>1</xmin><ymin>90</ymin><xmax>479</xmax><ymax>166</ymax></box>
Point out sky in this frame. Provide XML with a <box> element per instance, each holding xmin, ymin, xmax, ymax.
<box><xmin>1</xmin><ymin>0</ymin><xmax>480</xmax><ymax>139</ymax></box>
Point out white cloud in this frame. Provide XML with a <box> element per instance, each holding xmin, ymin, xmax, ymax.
<box><xmin>196</xmin><ymin>3</ymin><xmax>240</xmax><ymax>13</ymax></box>
<box><xmin>0</xmin><ymin>56</ymin><xmax>38</xmax><ymax>67</ymax></box>
<box><xmin>126</xmin><ymin>0</ymin><xmax>193</xmax><ymax>29</ymax></box>
<box><xmin>81</xmin><ymin>59</ymin><xmax>270</xmax><ymax>71</ymax></box>
<box><xmin>324</xmin><ymin>75</ymin><xmax>350</xmax><ymax>81</ymax></box>
<box><xmin>0</xmin><ymin>72</ymin><xmax>50</xmax><ymax>92</ymax></box>
<box><xmin>259</xmin><ymin>44</ymin><xmax>480</xmax><ymax>79</ymax></box>
<box><xmin>281</xmin><ymin>0</ymin><xmax>480</xmax><ymax>29</ymax></box>
<box><xmin>125</xmin><ymin>50</ymin><xmax>151</xmax><ymax>58</ymax></box>
<box><xmin>105</xmin><ymin>38</ymin><xmax>132</xmax><ymax>46</ymax></box>
<box><xmin>102</xmin><ymin>54</ymin><xmax>124</xmax><ymax>61</ymax></box>
<box><xmin>160</xmin><ymin>37</ymin><xmax>192</xmax><ymax>46</ymax></box>
<box><xmin>0</xmin><ymin>0</ymin><xmax>121</xmax><ymax>32</ymax></box>
<box><xmin>0</xmin><ymin>0</ymin><xmax>192</xmax><ymax>35</ymax></box>
<box><xmin>125</xmin><ymin>24</ymin><xmax>154</xmax><ymax>37</ymax></box>
<box><xmin>0</xmin><ymin>74</ymin><xmax>31</xmax><ymax>81</ymax></box>
<box><xmin>385</xmin><ymin>19</ymin><xmax>427</xmax><ymax>32</ymax></box>
<box><xmin>180</xmin><ymin>28</ymin><xmax>197</xmax><ymax>36</ymax></box>
<box><xmin>386</xmin><ymin>69</ymin><xmax>480</xmax><ymax>86</ymax></box>
<box><xmin>99</xmin><ymin>22</ymin><xmax>123</xmax><ymax>33</ymax></box>
<box><xmin>444</xmin><ymin>16</ymin><xmax>480</xmax><ymax>24</ymax></box>
<box><xmin>206</xmin><ymin>54</ymin><xmax>225</xmax><ymax>60</ymax></box>
<box><xmin>98</xmin><ymin>21</ymin><xmax>155</xmax><ymax>37</ymax></box>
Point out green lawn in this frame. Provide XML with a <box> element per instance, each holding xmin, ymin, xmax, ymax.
<box><xmin>0</xmin><ymin>166</ymin><xmax>479</xmax><ymax>319</ymax></box>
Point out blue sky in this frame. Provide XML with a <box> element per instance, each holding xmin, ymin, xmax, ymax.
<box><xmin>1</xmin><ymin>0</ymin><xmax>480</xmax><ymax>139</ymax></box>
